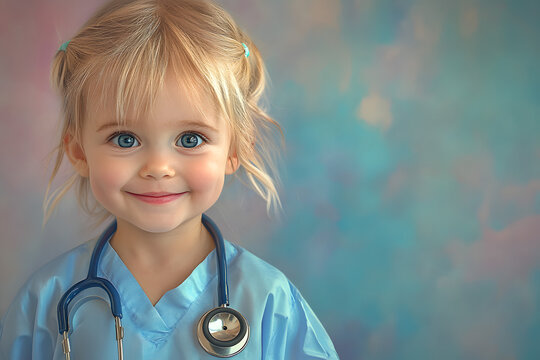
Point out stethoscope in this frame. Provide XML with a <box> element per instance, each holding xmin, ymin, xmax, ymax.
<box><xmin>56</xmin><ymin>214</ymin><xmax>249</xmax><ymax>359</ymax></box>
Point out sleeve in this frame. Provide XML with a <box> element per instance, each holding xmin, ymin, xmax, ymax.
<box><xmin>0</xmin><ymin>281</ymin><xmax>57</xmax><ymax>360</ymax></box>
<box><xmin>261</xmin><ymin>282</ymin><xmax>340</xmax><ymax>360</ymax></box>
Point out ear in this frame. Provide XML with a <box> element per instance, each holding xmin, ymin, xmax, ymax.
<box><xmin>63</xmin><ymin>133</ymin><xmax>89</xmax><ymax>178</ymax></box>
<box><xmin>225</xmin><ymin>151</ymin><xmax>240</xmax><ymax>175</ymax></box>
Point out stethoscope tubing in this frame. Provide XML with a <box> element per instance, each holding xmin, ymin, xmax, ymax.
<box><xmin>201</xmin><ymin>214</ymin><xmax>229</xmax><ymax>306</ymax></box>
<box><xmin>57</xmin><ymin>220</ymin><xmax>122</xmax><ymax>334</ymax></box>
<box><xmin>88</xmin><ymin>219</ymin><xmax>117</xmax><ymax>278</ymax></box>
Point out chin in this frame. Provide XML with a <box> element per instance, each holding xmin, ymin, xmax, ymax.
<box><xmin>128</xmin><ymin>213</ymin><xmax>200</xmax><ymax>234</ymax></box>
<box><xmin>132</xmin><ymin>220</ymin><xmax>181</xmax><ymax>234</ymax></box>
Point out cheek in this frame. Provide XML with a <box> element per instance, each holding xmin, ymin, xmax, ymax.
<box><xmin>87</xmin><ymin>156</ymin><xmax>130</xmax><ymax>198</ymax></box>
<box><xmin>184</xmin><ymin>155</ymin><xmax>226</xmax><ymax>193</ymax></box>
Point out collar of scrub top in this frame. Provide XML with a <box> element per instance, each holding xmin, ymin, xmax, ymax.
<box><xmin>56</xmin><ymin>213</ymin><xmax>230</xmax><ymax>357</ymax></box>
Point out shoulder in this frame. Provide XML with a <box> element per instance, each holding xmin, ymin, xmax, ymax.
<box><xmin>2</xmin><ymin>238</ymin><xmax>97</xmax><ymax>315</ymax></box>
<box><xmin>225</xmin><ymin>241</ymin><xmax>300</xmax><ymax>316</ymax></box>
<box><xmin>0</xmin><ymin>239</ymin><xmax>97</xmax><ymax>357</ymax></box>
<box><xmin>227</xmin><ymin>242</ymin><xmax>285</xmax><ymax>278</ymax></box>
<box><xmin>22</xmin><ymin>238</ymin><xmax>97</xmax><ymax>296</ymax></box>
<box><xmin>227</xmin><ymin>242</ymin><xmax>293</xmax><ymax>297</ymax></box>
<box><xmin>226</xmin><ymin>242</ymin><xmax>340</xmax><ymax>359</ymax></box>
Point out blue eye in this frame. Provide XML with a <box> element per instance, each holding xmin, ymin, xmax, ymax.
<box><xmin>111</xmin><ymin>133</ymin><xmax>139</xmax><ymax>148</ymax></box>
<box><xmin>177</xmin><ymin>133</ymin><xmax>204</xmax><ymax>148</ymax></box>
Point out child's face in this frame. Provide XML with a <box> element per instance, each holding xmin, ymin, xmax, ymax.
<box><xmin>67</xmin><ymin>72</ymin><xmax>237</xmax><ymax>233</ymax></box>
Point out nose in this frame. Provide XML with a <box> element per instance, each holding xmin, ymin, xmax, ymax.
<box><xmin>139</xmin><ymin>152</ymin><xmax>176</xmax><ymax>179</ymax></box>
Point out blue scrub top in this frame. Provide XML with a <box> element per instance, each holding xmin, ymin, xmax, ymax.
<box><xmin>0</xmin><ymin>236</ymin><xmax>339</xmax><ymax>359</ymax></box>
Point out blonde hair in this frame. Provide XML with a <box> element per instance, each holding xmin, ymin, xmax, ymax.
<box><xmin>44</xmin><ymin>0</ymin><xmax>282</xmax><ymax>226</ymax></box>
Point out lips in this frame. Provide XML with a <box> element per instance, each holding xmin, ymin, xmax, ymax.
<box><xmin>136</xmin><ymin>192</ymin><xmax>181</xmax><ymax>197</ymax></box>
<box><xmin>126</xmin><ymin>191</ymin><xmax>186</xmax><ymax>204</ymax></box>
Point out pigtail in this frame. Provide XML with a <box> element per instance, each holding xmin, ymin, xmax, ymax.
<box><xmin>244</xmin><ymin>41</ymin><xmax>282</xmax><ymax>141</ymax></box>
<box><xmin>50</xmin><ymin>46</ymin><xmax>71</xmax><ymax>96</ymax></box>
<box><xmin>44</xmin><ymin>42</ymin><xmax>97</xmax><ymax>227</ymax></box>
<box><xmin>243</xmin><ymin>41</ymin><xmax>264</xmax><ymax>103</ymax></box>
<box><xmin>234</xmin><ymin>38</ymin><xmax>284</xmax><ymax>214</ymax></box>
<box><xmin>43</xmin><ymin>47</ymin><xmax>72</xmax><ymax>227</ymax></box>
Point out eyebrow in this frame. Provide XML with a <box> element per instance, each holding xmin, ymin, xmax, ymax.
<box><xmin>96</xmin><ymin>120</ymin><xmax>219</xmax><ymax>133</ymax></box>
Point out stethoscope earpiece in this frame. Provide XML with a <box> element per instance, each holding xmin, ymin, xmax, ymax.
<box><xmin>197</xmin><ymin>306</ymin><xmax>249</xmax><ymax>358</ymax></box>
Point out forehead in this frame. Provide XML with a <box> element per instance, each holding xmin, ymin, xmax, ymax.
<box><xmin>86</xmin><ymin>71</ymin><xmax>222</xmax><ymax>130</ymax></box>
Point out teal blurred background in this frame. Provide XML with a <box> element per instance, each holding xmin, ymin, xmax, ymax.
<box><xmin>1</xmin><ymin>0</ymin><xmax>539</xmax><ymax>359</ymax></box>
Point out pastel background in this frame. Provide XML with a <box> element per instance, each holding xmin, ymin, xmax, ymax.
<box><xmin>1</xmin><ymin>0</ymin><xmax>539</xmax><ymax>359</ymax></box>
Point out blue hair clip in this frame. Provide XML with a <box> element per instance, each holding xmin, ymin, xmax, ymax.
<box><xmin>59</xmin><ymin>40</ymin><xmax>70</xmax><ymax>51</ymax></box>
<box><xmin>241</xmin><ymin>43</ymin><xmax>250</xmax><ymax>58</ymax></box>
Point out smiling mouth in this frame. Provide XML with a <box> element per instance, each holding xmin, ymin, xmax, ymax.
<box><xmin>126</xmin><ymin>191</ymin><xmax>186</xmax><ymax>204</ymax></box>
<box><xmin>132</xmin><ymin>192</ymin><xmax>182</xmax><ymax>197</ymax></box>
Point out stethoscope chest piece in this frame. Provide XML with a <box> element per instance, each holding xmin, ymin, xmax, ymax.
<box><xmin>197</xmin><ymin>306</ymin><xmax>249</xmax><ymax>357</ymax></box>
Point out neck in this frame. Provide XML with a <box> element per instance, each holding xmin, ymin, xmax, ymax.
<box><xmin>109</xmin><ymin>215</ymin><xmax>215</xmax><ymax>268</ymax></box>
